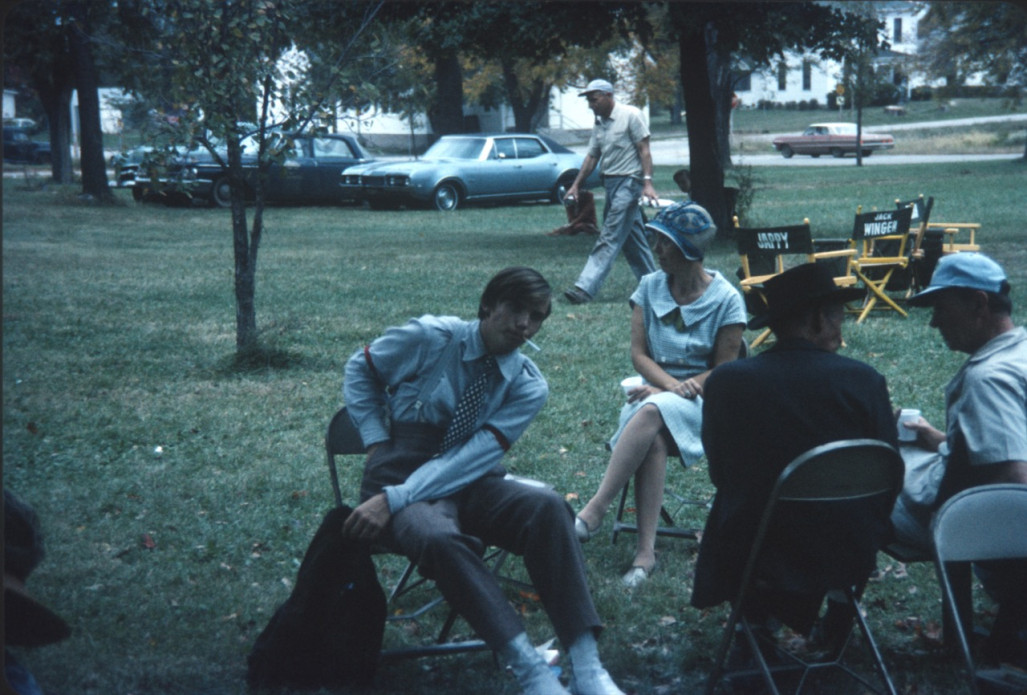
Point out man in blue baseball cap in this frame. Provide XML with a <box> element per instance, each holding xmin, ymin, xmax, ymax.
<box><xmin>896</xmin><ymin>252</ymin><xmax>1027</xmax><ymax>669</ymax></box>
<box><xmin>561</xmin><ymin>78</ymin><xmax>656</xmax><ymax>305</ymax></box>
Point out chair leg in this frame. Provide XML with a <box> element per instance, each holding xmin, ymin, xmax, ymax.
<box><xmin>705</xmin><ymin>604</ymin><xmax>746</xmax><ymax>695</ymax></box>
<box><xmin>611</xmin><ymin>482</ymin><xmax>630</xmax><ymax>544</ymax></box>
<box><xmin>750</xmin><ymin>327</ymin><xmax>773</xmax><ymax>349</ymax></box>
<box><xmin>848</xmin><ymin>590</ymin><xmax>899</xmax><ymax>695</ymax></box>
<box><xmin>856</xmin><ymin>270</ymin><xmax>908</xmax><ymax>323</ymax></box>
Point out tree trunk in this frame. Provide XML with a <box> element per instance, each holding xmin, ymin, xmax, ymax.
<box><xmin>226</xmin><ymin>135</ymin><xmax>258</xmax><ymax>351</ymax></box>
<box><xmin>706</xmin><ymin>26</ymin><xmax>734</xmax><ymax>173</ymax></box>
<box><xmin>500</xmin><ymin>57</ymin><xmax>546</xmax><ymax>133</ymax></box>
<box><xmin>67</xmin><ymin>2</ymin><xmax>112</xmax><ymax>201</ymax></box>
<box><xmin>428</xmin><ymin>48</ymin><xmax>464</xmax><ymax>135</ymax></box>
<box><xmin>40</xmin><ymin>85</ymin><xmax>74</xmax><ymax>184</ymax></box>
<box><xmin>679</xmin><ymin>28</ymin><xmax>728</xmax><ymax>233</ymax></box>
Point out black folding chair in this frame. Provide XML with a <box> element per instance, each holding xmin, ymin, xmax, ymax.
<box><xmin>327</xmin><ymin>407</ymin><xmax>510</xmax><ymax>659</ymax></box>
<box><xmin>705</xmin><ymin>439</ymin><xmax>903</xmax><ymax>695</ymax></box>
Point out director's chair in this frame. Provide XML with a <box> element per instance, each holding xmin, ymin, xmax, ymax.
<box><xmin>850</xmin><ymin>205</ymin><xmax>914</xmax><ymax>323</ymax></box>
<box><xmin>895</xmin><ymin>195</ymin><xmax>938</xmax><ymax>294</ymax></box>
<box><xmin>735</xmin><ymin>218</ymin><xmax>857</xmax><ymax>348</ymax></box>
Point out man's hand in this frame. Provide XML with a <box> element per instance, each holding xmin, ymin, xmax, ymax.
<box><xmin>901</xmin><ymin>415</ymin><xmax>946</xmax><ymax>452</ymax></box>
<box><xmin>342</xmin><ymin>493</ymin><xmax>391</xmax><ymax>542</ymax></box>
<box><xmin>641</xmin><ymin>180</ymin><xmax>659</xmax><ymax>204</ymax></box>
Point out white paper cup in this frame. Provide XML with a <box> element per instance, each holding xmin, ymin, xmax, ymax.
<box><xmin>898</xmin><ymin>408</ymin><xmax>921</xmax><ymax>442</ymax></box>
<box><xmin>620</xmin><ymin>375</ymin><xmax>643</xmax><ymax>397</ymax></box>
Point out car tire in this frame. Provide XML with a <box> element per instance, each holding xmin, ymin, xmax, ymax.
<box><xmin>432</xmin><ymin>182</ymin><xmax>460</xmax><ymax>211</ymax></box>
<box><xmin>211</xmin><ymin>176</ymin><xmax>233</xmax><ymax>208</ymax></box>
<box><xmin>862</xmin><ymin>150</ymin><xmax>873</xmax><ymax>158</ymax></box>
<box><xmin>131</xmin><ymin>186</ymin><xmax>145</xmax><ymax>202</ymax></box>
<box><xmin>779</xmin><ymin>145</ymin><xmax>794</xmax><ymax>159</ymax></box>
<box><xmin>552</xmin><ymin>174</ymin><xmax>576</xmax><ymax>204</ymax></box>
<box><xmin>831</xmin><ymin>147</ymin><xmax>844</xmax><ymax>158</ymax></box>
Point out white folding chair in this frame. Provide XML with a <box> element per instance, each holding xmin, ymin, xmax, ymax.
<box><xmin>932</xmin><ymin>484</ymin><xmax>1027</xmax><ymax>695</ymax></box>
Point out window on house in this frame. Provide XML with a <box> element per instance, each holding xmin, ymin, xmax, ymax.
<box><xmin>777</xmin><ymin>62</ymin><xmax>788</xmax><ymax>91</ymax></box>
<box><xmin>894</xmin><ymin>17</ymin><xmax>903</xmax><ymax>43</ymax></box>
<box><xmin>802</xmin><ymin>61</ymin><xmax>812</xmax><ymax>91</ymax></box>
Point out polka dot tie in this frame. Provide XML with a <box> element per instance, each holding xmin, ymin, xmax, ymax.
<box><xmin>440</xmin><ymin>355</ymin><xmax>497</xmax><ymax>453</ymax></box>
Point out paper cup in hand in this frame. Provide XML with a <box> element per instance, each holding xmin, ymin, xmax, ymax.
<box><xmin>898</xmin><ymin>408</ymin><xmax>921</xmax><ymax>442</ymax></box>
<box><xmin>620</xmin><ymin>376</ymin><xmax>643</xmax><ymax>398</ymax></box>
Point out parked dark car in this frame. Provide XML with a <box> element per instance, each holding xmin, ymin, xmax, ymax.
<box><xmin>771</xmin><ymin>122</ymin><xmax>895</xmax><ymax>158</ymax></box>
<box><xmin>139</xmin><ymin>131</ymin><xmax>374</xmax><ymax>207</ymax></box>
<box><xmin>340</xmin><ymin>133</ymin><xmax>599</xmax><ymax>211</ymax></box>
<box><xmin>3</xmin><ymin>127</ymin><xmax>51</xmax><ymax>164</ymax></box>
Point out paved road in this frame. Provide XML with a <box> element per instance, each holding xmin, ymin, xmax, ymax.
<box><xmin>579</xmin><ymin>113</ymin><xmax>1027</xmax><ymax>167</ymax></box>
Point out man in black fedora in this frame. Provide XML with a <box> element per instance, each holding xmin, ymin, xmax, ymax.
<box><xmin>691</xmin><ymin>263</ymin><xmax>898</xmax><ymax>645</ymax></box>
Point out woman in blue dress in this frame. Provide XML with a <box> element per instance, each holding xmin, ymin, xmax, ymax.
<box><xmin>574</xmin><ymin>201</ymin><xmax>747</xmax><ymax>587</ymax></box>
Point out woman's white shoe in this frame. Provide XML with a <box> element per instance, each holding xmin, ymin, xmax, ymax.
<box><xmin>574</xmin><ymin>516</ymin><xmax>598</xmax><ymax>543</ymax></box>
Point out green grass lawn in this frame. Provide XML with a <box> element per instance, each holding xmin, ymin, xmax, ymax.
<box><xmin>3</xmin><ymin>157</ymin><xmax>1025</xmax><ymax>694</ymax></box>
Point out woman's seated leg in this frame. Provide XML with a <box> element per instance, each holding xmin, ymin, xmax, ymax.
<box><xmin>578</xmin><ymin>405</ymin><xmax>666</xmax><ymax>533</ymax></box>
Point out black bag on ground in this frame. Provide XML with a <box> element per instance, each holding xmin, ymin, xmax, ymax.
<box><xmin>246</xmin><ymin>505</ymin><xmax>386</xmax><ymax>689</ymax></box>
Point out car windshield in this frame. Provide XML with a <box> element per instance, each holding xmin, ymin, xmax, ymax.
<box><xmin>423</xmin><ymin>137</ymin><xmax>486</xmax><ymax>160</ymax></box>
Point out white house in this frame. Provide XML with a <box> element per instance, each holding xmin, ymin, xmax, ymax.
<box><xmin>734</xmin><ymin>1</ymin><xmax>927</xmax><ymax>109</ymax></box>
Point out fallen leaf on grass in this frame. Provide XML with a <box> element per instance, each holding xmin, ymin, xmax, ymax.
<box><xmin>141</xmin><ymin>533</ymin><xmax>156</xmax><ymax>549</ymax></box>
<box><xmin>565</xmin><ymin>492</ymin><xmax>579</xmax><ymax>502</ymax></box>
<box><xmin>290</xmin><ymin>490</ymin><xmax>308</xmax><ymax>500</ymax></box>
<box><xmin>26</xmin><ymin>422</ymin><xmax>38</xmax><ymax>435</ymax></box>
<box><xmin>658</xmin><ymin>615</ymin><xmax>677</xmax><ymax>626</ymax></box>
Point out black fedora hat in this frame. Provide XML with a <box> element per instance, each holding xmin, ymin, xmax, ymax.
<box><xmin>748</xmin><ymin>263</ymin><xmax>865</xmax><ymax>329</ymax></box>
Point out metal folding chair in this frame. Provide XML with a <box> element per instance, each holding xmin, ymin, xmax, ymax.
<box><xmin>705</xmin><ymin>439</ymin><xmax>903</xmax><ymax>695</ymax></box>
<box><xmin>326</xmin><ymin>407</ymin><xmax>532</xmax><ymax>660</ymax></box>
<box><xmin>932</xmin><ymin>484</ymin><xmax>1027</xmax><ymax>695</ymax></box>
<box><xmin>610</xmin><ymin>341</ymin><xmax>748</xmax><ymax>545</ymax></box>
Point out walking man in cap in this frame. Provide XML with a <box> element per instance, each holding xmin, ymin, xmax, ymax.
<box><xmin>562</xmin><ymin>79</ymin><xmax>656</xmax><ymax>304</ymax></box>
<box><xmin>692</xmin><ymin>263</ymin><xmax>898</xmax><ymax>646</ymax></box>
<box><xmin>893</xmin><ymin>252</ymin><xmax>1027</xmax><ymax>668</ymax></box>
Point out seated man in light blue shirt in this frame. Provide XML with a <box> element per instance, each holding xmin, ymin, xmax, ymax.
<box><xmin>343</xmin><ymin>267</ymin><xmax>625</xmax><ymax>695</ymax></box>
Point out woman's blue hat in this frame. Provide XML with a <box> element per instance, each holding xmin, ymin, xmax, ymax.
<box><xmin>644</xmin><ymin>201</ymin><xmax>717</xmax><ymax>261</ymax></box>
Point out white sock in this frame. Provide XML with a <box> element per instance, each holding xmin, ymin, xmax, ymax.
<box><xmin>568</xmin><ymin>631</ymin><xmax>624</xmax><ymax>695</ymax></box>
<box><xmin>501</xmin><ymin>632</ymin><xmax>569</xmax><ymax>695</ymax></box>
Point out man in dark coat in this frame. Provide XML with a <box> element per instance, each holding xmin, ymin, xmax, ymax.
<box><xmin>691</xmin><ymin>263</ymin><xmax>898</xmax><ymax>635</ymax></box>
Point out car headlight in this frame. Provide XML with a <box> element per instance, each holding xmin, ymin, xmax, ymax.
<box><xmin>386</xmin><ymin>174</ymin><xmax>409</xmax><ymax>187</ymax></box>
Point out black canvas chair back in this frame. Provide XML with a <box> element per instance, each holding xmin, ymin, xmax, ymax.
<box><xmin>896</xmin><ymin>195</ymin><xmax>938</xmax><ymax>293</ymax></box>
<box><xmin>735</xmin><ymin>221</ymin><xmax>814</xmax><ymax>348</ymax></box>
<box><xmin>932</xmin><ymin>484</ymin><xmax>1027</xmax><ymax>695</ymax></box>
<box><xmin>705</xmin><ymin>439</ymin><xmax>903</xmax><ymax>695</ymax></box>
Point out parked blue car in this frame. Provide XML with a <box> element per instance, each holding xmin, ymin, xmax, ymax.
<box><xmin>3</xmin><ymin>127</ymin><xmax>51</xmax><ymax>164</ymax></box>
<box><xmin>340</xmin><ymin>133</ymin><xmax>598</xmax><ymax>211</ymax></box>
